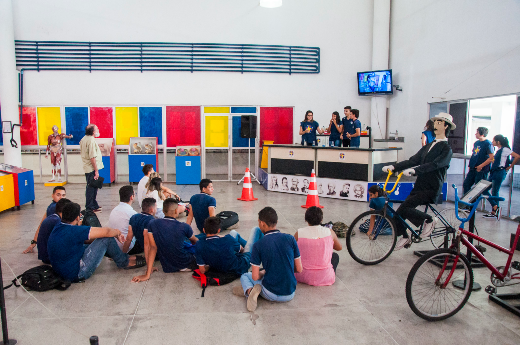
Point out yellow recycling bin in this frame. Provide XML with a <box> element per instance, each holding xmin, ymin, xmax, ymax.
<box><xmin>261</xmin><ymin>141</ymin><xmax>274</xmax><ymax>169</ymax></box>
<box><xmin>0</xmin><ymin>172</ymin><xmax>15</xmax><ymax>213</ymax></box>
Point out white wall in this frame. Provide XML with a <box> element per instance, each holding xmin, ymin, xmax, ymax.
<box><xmin>11</xmin><ymin>0</ymin><xmax>375</xmax><ymax>144</ymax></box>
<box><xmin>389</xmin><ymin>0</ymin><xmax>520</xmax><ymax>159</ymax></box>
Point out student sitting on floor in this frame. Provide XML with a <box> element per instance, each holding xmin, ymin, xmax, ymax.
<box><xmin>233</xmin><ymin>207</ymin><xmax>303</xmax><ymax>312</ymax></box>
<box><xmin>187</xmin><ymin>179</ymin><xmax>216</xmax><ymax>232</ymax></box>
<box><xmin>294</xmin><ymin>206</ymin><xmax>342</xmax><ymax>286</ymax></box>
<box><xmin>48</xmin><ymin>202</ymin><xmax>145</xmax><ymax>282</ymax></box>
<box><xmin>194</xmin><ymin>217</ymin><xmax>264</xmax><ymax>276</ymax></box>
<box><xmin>145</xmin><ymin>177</ymin><xmax>167</xmax><ymax>218</ymax></box>
<box><xmin>137</xmin><ymin>164</ymin><xmax>154</xmax><ymax>208</ymax></box>
<box><xmin>125</xmin><ymin>198</ymin><xmax>157</xmax><ymax>255</ymax></box>
<box><xmin>131</xmin><ymin>198</ymin><xmax>197</xmax><ymax>283</ymax></box>
<box><xmin>23</xmin><ymin>186</ymin><xmax>67</xmax><ymax>254</ymax></box>
<box><xmin>108</xmin><ymin>185</ymin><xmax>138</xmax><ymax>253</ymax></box>
<box><xmin>36</xmin><ymin>198</ymin><xmax>72</xmax><ymax>264</ymax></box>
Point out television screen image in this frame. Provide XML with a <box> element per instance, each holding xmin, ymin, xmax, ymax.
<box><xmin>357</xmin><ymin>69</ymin><xmax>393</xmax><ymax>95</ymax></box>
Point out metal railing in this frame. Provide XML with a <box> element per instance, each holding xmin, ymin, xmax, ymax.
<box><xmin>15</xmin><ymin>40</ymin><xmax>320</xmax><ymax>74</ymax></box>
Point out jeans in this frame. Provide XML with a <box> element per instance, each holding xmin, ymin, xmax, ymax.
<box><xmin>483</xmin><ymin>169</ymin><xmax>507</xmax><ymax>208</ymax></box>
<box><xmin>156</xmin><ymin>208</ymin><xmax>165</xmax><ymax>219</ymax></box>
<box><xmin>240</xmin><ymin>272</ymin><xmax>295</xmax><ymax>302</ymax></box>
<box><xmin>85</xmin><ymin>170</ymin><xmax>100</xmax><ymax>211</ymax></box>
<box><xmin>463</xmin><ymin>168</ymin><xmax>489</xmax><ymax>195</ymax></box>
<box><xmin>329</xmin><ymin>139</ymin><xmax>341</xmax><ymax>147</ymax></box>
<box><xmin>78</xmin><ymin>237</ymin><xmax>129</xmax><ymax>280</ymax></box>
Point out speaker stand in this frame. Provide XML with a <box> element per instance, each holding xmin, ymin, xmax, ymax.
<box><xmin>237</xmin><ymin>138</ymin><xmax>260</xmax><ymax>185</ymax></box>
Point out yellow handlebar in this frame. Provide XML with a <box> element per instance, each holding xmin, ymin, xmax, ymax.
<box><xmin>383</xmin><ymin>170</ymin><xmax>403</xmax><ymax>194</ymax></box>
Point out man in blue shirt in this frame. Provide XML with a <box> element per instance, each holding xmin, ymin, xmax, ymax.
<box><xmin>346</xmin><ymin>109</ymin><xmax>362</xmax><ymax>148</ymax></box>
<box><xmin>126</xmin><ymin>197</ymin><xmax>157</xmax><ymax>255</ymax></box>
<box><xmin>463</xmin><ymin>127</ymin><xmax>494</xmax><ymax>194</ymax></box>
<box><xmin>36</xmin><ymin>198</ymin><xmax>72</xmax><ymax>264</ymax></box>
<box><xmin>194</xmin><ymin>217</ymin><xmax>264</xmax><ymax>276</ymax></box>
<box><xmin>48</xmin><ymin>202</ymin><xmax>145</xmax><ymax>282</ymax></box>
<box><xmin>23</xmin><ymin>186</ymin><xmax>67</xmax><ymax>254</ymax></box>
<box><xmin>131</xmin><ymin>198</ymin><xmax>199</xmax><ymax>282</ymax></box>
<box><xmin>187</xmin><ymin>179</ymin><xmax>216</xmax><ymax>232</ymax></box>
<box><xmin>234</xmin><ymin>207</ymin><xmax>302</xmax><ymax>312</ymax></box>
<box><xmin>341</xmin><ymin>106</ymin><xmax>353</xmax><ymax>147</ymax></box>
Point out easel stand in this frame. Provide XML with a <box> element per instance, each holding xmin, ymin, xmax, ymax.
<box><xmin>237</xmin><ymin>139</ymin><xmax>260</xmax><ymax>185</ymax></box>
<box><xmin>453</xmin><ymin>212</ymin><xmax>482</xmax><ymax>291</ymax></box>
<box><xmin>0</xmin><ymin>257</ymin><xmax>17</xmax><ymax>345</ymax></box>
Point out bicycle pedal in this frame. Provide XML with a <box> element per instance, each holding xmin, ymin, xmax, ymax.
<box><xmin>512</xmin><ymin>261</ymin><xmax>520</xmax><ymax>271</ymax></box>
<box><xmin>404</xmin><ymin>243</ymin><xmax>412</xmax><ymax>249</ymax></box>
<box><xmin>475</xmin><ymin>245</ymin><xmax>486</xmax><ymax>254</ymax></box>
<box><xmin>485</xmin><ymin>285</ymin><xmax>496</xmax><ymax>295</ymax></box>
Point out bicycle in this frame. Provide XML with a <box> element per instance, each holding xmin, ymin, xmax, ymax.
<box><xmin>346</xmin><ymin>171</ymin><xmax>455</xmax><ymax>265</ymax></box>
<box><xmin>405</xmin><ymin>184</ymin><xmax>520</xmax><ymax>321</ymax></box>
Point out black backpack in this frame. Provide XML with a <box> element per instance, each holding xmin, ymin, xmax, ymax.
<box><xmin>81</xmin><ymin>209</ymin><xmax>102</xmax><ymax>227</ymax></box>
<box><xmin>3</xmin><ymin>265</ymin><xmax>71</xmax><ymax>292</ymax></box>
<box><xmin>192</xmin><ymin>269</ymin><xmax>241</xmax><ymax>297</ymax></box>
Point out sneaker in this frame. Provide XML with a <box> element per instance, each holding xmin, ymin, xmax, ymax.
<box><xmin>246</xmin><ymin>284</ymin><xmax>262</xmax><ymax>312</ymax></box>
<box><xmin>421</xmin><ymin>217</ymin><xmax>437</xmax><ymax>239</ymax></box>
<box><xmin>394</xmin><ymin>237</ymin><xmax>411</xmax><ymax>251</ymax></box>
<box><xmin>232</xmin><ymin>285</ymin><xmax>244</xmax><ymax>297</ymax></box>
<box><xmin>92</xmin><ymin>208</ymin><xmax>102</xmax><ymax>213</ymax></box>
<box><xmin>482</xmin><ymin>212</ymin><xmax>497</xmax><ymax>218</ymax></box>
<box><xmin>496</xmin><ymin>207</ymin><xmax>502</xmax><ymax>221</ymax></box>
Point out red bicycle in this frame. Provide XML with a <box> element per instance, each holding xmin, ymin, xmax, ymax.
<box><xmin>405</xmin><ymin>184</ymin><xmax>520</xmax><ymax>321</ymax></box>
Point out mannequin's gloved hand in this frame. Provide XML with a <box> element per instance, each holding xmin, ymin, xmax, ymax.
<box><xmin>382</xmin><ymin>165</ymin><xmax>395</xmax><ymax>173</ymax></box>
<box><xmin>403</xmin><ymin>168</ymin><xmax>415</xmax><ymax>177</ymax></box>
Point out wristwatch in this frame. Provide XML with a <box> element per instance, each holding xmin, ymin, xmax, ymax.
<box><xmin>31</xmin><ymin>240</ymin><xmax>37</xmax><ymax>245</ymax></box>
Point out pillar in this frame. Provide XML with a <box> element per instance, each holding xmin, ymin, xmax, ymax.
<box><xmin>0</xmin><ymin>0</ymin><xmax>22</xmax><ymax>167</ymax></box>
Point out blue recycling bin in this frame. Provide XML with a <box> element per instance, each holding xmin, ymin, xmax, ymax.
<box><xmin>176</xmin><ymin>156</ymin><xmax>201</xmax><ymax>185</ymax></box>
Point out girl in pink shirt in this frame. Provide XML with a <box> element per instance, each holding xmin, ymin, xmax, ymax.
<box><xmin>294</xmin><ymin>207</ymin><xmax>342</xmax><ymax>286</ymax></box>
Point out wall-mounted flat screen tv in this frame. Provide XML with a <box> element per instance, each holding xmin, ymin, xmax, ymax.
<box><xmin>357</xmin><ymin>69</ymin><xmax>393</xmax><ymax>95</ymax></box>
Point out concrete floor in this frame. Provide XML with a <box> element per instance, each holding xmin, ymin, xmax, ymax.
<box><xmin>1</xmin><ymin>181</ymin><xmax>520</xmax><ymax>345</ymax></box>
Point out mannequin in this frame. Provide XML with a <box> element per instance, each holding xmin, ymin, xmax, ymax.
<box><xmin>46</xmin><ymin>125</ymin><xmax>73</xmax><ymax>182</ymax></box>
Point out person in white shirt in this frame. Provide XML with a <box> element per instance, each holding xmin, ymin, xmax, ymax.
<box><xmin>146</xmin><ymin>177</ymin><xmax>166</xmax><ymax>218</ymax></box>
<box><xmin>108</xmin><ymin>185</ymin><xmax>137</xmax><ymax>253</ymax></box>
<box><xmin>138</xmin><ymin>164</ymin><xmax>154</xmax><ymax>208</ymax></box>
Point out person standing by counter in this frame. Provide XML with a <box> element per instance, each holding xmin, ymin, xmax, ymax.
<box><xmin>341</xmin><ymin>106</ymin><xmax>353</xmax><ymax>147</ymax></box>
<box><xmin>346</xmin><ymin>109</ymin><xmax>362</xmax><ymax>148</ymax></box>
<box><xmin>421</xmin><ymin>120</ymin><xmax>435</xmax><ymax>146</ymax></box>
<box><xmin>326</xmin><ymin>111</ymin><xmax>342</xmax><ymax>147</ymax></box>
<box><xmin>299</xmin><ymin>110</ymin><xmax>324</xmax><ymax>146</ymax></box>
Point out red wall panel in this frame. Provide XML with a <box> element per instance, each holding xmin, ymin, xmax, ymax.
<box><xmin>260</xmin><ymin>107</ymin><xmax>293</xmax><ymax>145</ymax></box>
<box><xmin>89</xmin><ymin>107</ymin><xmax>113</xmax><ymax>138</ymax></box>
<box><xmin>166</xmin><ymin>106</ymin><xmax>201</xmax><ymax>147</ymax></box>
<box><xmin>19</xmin><ymin>107</ymin><xmax>38</xmax><ymax>145</ymax></box>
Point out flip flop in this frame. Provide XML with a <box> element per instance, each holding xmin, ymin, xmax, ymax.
<box><xmin>124</xmin><ymin>255</ymin><xmax>146</xmax><ymax>270</ymax></box>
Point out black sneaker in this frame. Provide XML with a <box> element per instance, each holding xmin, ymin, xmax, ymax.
<box><xmin>482</xmin><ymin>212</ymin><xmax>496</xmax><ymax>218</ymax></box>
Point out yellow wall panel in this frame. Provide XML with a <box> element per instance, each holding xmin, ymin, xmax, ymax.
<box><xmin>205</xmin><ymin>116</ymin><xmax>228</xmax><ymax>147</ymax></box>
<box><xmin>116</xmin><ymin>107</ymin><xmax>139</xmax><ymax>145</ymax></box>
<box><xmin>0</xmin><ymin>174</ymin><xmax>15</xmax><ymax>212</ymax></box>
<box><xmin>204</xmin><ymin>107</ymin><xmax>230</xmax><ymax>113</ymax></box>
<box><xmin>37</xmin><ymin>107</ymin><xmax>61</xmax><ymax>146</ymax></box>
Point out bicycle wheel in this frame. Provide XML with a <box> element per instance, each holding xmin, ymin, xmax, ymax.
<box><xmin>346</xmin><ymin>210</ymin><xmax>397</xmax><ymax>265</ymax></box>
<box><xmin>406</xmin><ymin>248</ymin><xmax>473</xmax><ymax>321</ymax></box>
<box><xmin>430</xmin><ymin>208</ymin><xmax>467</xmax><ymax>249</ymax></box>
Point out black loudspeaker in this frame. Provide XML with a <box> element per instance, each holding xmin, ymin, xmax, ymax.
<box><xmin>240</xmin><ymin>115</ymin><xmax>257</xmax><ymax>138</ymax></box>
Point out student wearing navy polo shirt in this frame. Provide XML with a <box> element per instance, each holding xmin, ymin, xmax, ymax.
<box><xmin>36</xmin><ymin>198</ymin><xmax>71</xmax><ymax>264</ymax></box>
<box><xmin>132</xmin><ymin>198</ymin><xmax>198</xmax><ymax>282</ymax></box>
<box><xmin>125</xmin><ymin>197</ymin><xmax>157</xmax><ymax>255</ymax></box>
<box><xmin>463</xmin><ymin>127</ymin><xmax>494</xmax><ymax>195</ymax></box>
<box><xmin>187</xmin><ymin>179</ymin><xmax>217</xmax><ymax>232</ymax></box>
<box><xmin>23</xmin><ymin>186</ymin><xmax>67</xmax><ymax>254</ymax></box>
<box><xmin>234</xmin><ymin>207</ymin><xmax>302</xmax><ymax>312</ymax></box>
<box><xmin>346</xmin><ymin>109</ymin><xmax>362</xmax><ymax>148</ymax></box>
<box><xmin>195</xmin><ymin>217</ymin><xmax>264</xmax><ymax>276</ymax></box>
<box><xmin>326</xmin><ymin>111</ymin><xmax>342</xmax><ymax>147</ymax></box>
<box><xmin>48</xmin><ymin>203</ymin><xmax>145</xmax><ymax>282</ymax></box>
<box><xmin>341</xmin><ymin>106</ymin><xmax>353</xmax><ymax>147</ymax></box>
<box><xmin>299</xmin><ymin>110</ymin><xmax>324</xmax><ymax>146</ymax></box>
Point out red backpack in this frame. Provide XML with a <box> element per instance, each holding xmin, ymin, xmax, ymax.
<box><xmin>192</xmin><ymin>269</ymin><xmax>241</xmax><ymax>297</ymax></box>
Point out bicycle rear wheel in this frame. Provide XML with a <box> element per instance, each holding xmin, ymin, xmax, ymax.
<box><xmin>346</xmin><ymin>210</ymin><xmax>397</xmax><ymax>265</ymax></box>
<box><xmin>430</xmin><ymin>208</ymin><xmax>471</xmax><ymax>249</ymax></box>
<box><xmin>406</xmin><ymin>248</ymin><xmax>473</xmax><ymax>321</ymax></box>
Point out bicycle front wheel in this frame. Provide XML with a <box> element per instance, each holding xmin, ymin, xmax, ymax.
<box><xmin>406</xmin><ymin>248</ymin><xmax>473</xmax><ymax>321</ymax></box>
<box><xmin>346</xmin><ymin>210</ymin><xmax>397</xmax><ymax>265</ymax></box>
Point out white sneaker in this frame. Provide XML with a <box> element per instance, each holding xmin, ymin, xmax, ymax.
<box><xmin>394</xmin><ymin>237</ymin><xmax>411</xmax><ymax>251</ymax></box>
<box><xmin>421</xmin><ymin>217</ymin><xmax>438</xmax><ymax>239</ymax></box>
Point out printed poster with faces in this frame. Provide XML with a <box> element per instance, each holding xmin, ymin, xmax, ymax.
<box><xmin>268</xmin><ymin>173</ymin><xmax>368</xmax><ymax>202</ymax></box>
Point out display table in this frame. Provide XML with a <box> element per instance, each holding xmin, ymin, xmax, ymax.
<box><xmin>266</xmin><ymin>144</ymin><xmax>400</xmax><ymax>182</ymax></box>
<box><xmin>175</xmin><ymin>146</ymin><xmax>201</xmax><ymax>185</ymax></box>
<box><xmin>0</xmin><ymin>163</ymin><xmax>35</xmax><ymax>210</ymax></box>
<box><xmin>128</xmin><ymin>137</ymin><xmax>158</xmax><ymax>183</ymax></box>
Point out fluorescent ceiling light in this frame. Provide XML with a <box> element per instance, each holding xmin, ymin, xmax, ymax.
<box><xmin>260</xmin><ymin>0</ymin><xmax>282</xmax><ymax>8</ymax></box>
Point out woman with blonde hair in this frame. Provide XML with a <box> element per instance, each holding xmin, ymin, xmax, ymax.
<box><xmin>144</xmin><ymin>172</ymin><xmax>179</xmax><ymax>200</ymax></box>
<box><xmin>146</xmin><ymin>177</ymin><xmax>167</xmax><ymax>218</ymax></box>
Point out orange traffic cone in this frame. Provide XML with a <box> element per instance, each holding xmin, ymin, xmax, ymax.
<box><xmin>238</xmin><ymin>168</ymin><xmax>258</xmax><ymax>201</ymax></box>
<box><xmin>302</xmin><ymin>169</ymin><xmax>323</xmax><ymax>208</ymax></box>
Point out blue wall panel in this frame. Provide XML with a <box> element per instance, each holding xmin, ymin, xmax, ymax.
<box><xmin>232</xmin><ymin>116</ymin><xmax>254</xmax><ymax>147</ymax></box>
<box><xmin>65</xmin><ymin>107</ymin><xmax>89</xmax><ymax>145</ymax></box>
<box><xmin>139</xmin><ymin>107</ymin><xmax>162</xmax><ymax>145</ymax></box>
<box><xmin>231</xmin><ymin>107</ymin><xmax>256</xmax><ymax>114</ymax></box>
